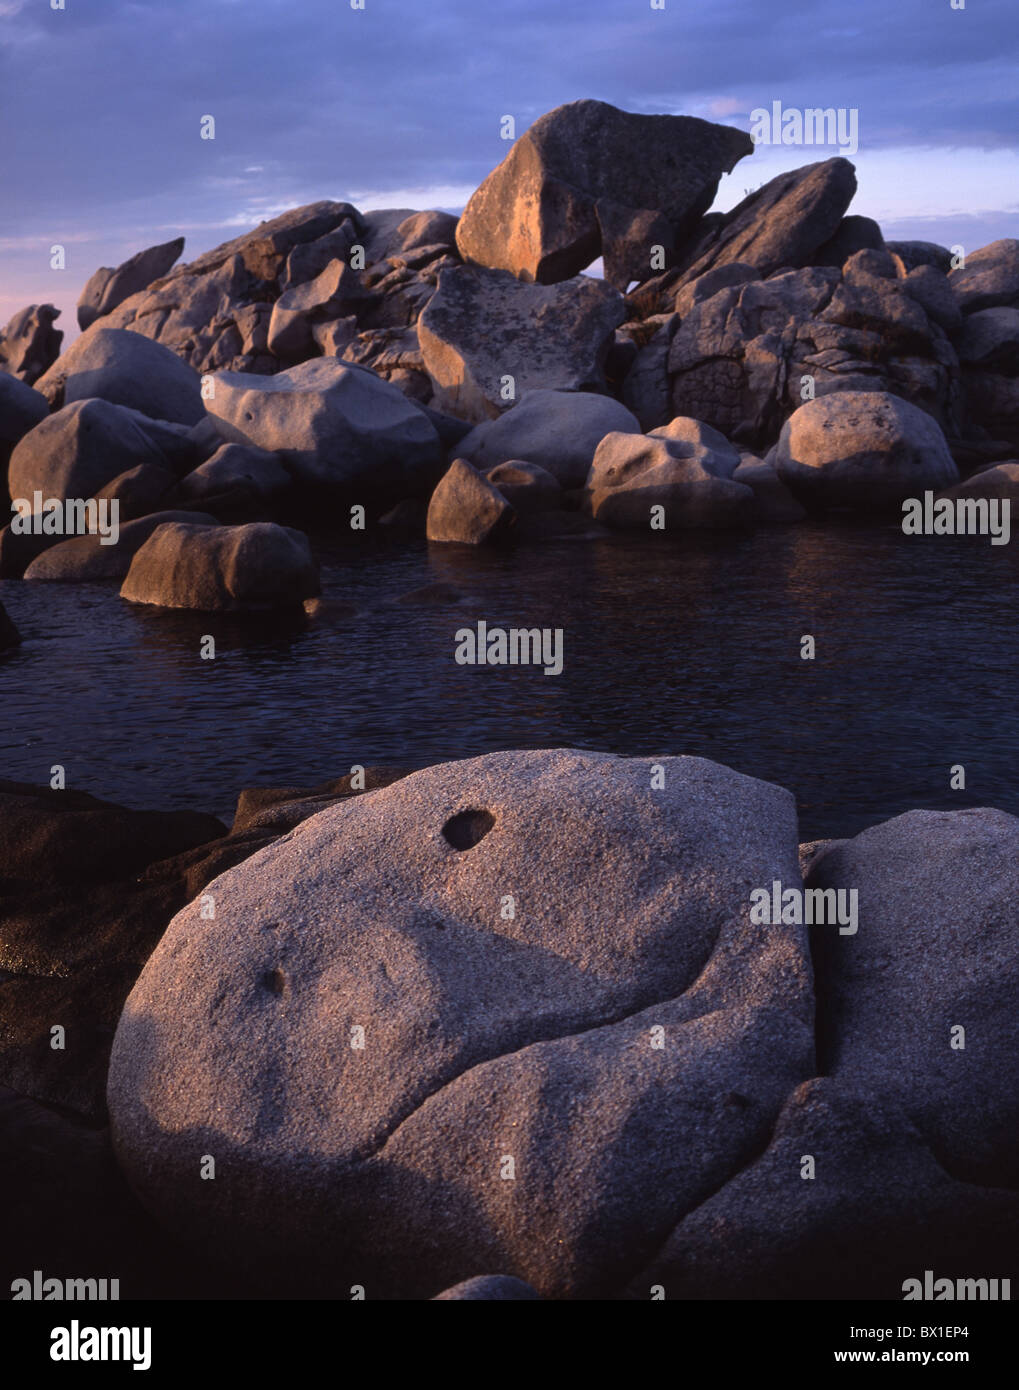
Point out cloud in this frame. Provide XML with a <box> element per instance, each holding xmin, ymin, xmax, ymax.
<box><xmin>2</xmin><ymin>0</ymin><xmax>1017</xmax><ymax>336</ymax></box>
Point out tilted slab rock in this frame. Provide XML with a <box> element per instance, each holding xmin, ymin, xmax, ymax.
<box><xmin>676</xmin><ymin>158</ymin><xmax>858</xmax><ymax>286</ymax></box>
<box><xmin>77</xmin><ymin>237</ymin><xmax>185</xmax><ymax>332</ymax></box>
<box><xmin>456</xmin><ymin>99</ymin><xmax>752</xmax><ymax>287</ymax></box>
<box><xmin>107</xmin><ymin>749</ymin><xmax>813</xmax><ymax>1299</ymax></box>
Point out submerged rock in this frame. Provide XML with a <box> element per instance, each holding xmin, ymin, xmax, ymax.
<box><xmin>120</xmin><ymin>520</ymin><xmax>319</xmax><ymax>611</ymax></box>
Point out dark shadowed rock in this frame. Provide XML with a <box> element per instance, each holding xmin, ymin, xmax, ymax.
<box><xmin>0</xmin><ymin>372</ymin><xmax>49</xmax><ymax>479</ymax></box>
<box><xmin>484</xmin><ymin>460</ymin><xmax>561</xmax><ymax>512</ymax></box>
<box><xmin>807</xmin><ymin>807</ymin><xmax>1019</xmax><ymax>1187</ymax></box>
<box><xmin>23</xmin><ymin>510</ymin><xmax>218</xmax><ymax>583</ymax></box>
<box><xmin>886</xmin><ymin>240</ymin><xmax>953</xmax><ymax>275</ymax></box>
<box><xmin>456</xmin><ymin>100</ymin><xmax>752</xmax><ymax>286</ymax></box>
<box><xmin>812</xmin><ymin>214</ymin><xmax>885</xmax><ymax>268</ymax></box>
<box><xmin>901</xmin><ymin>264</ymin><xmax>963</xmax><ymax>334</ymax></box>
<box><xmin>205</xmin><ymin>358</ymin><xmax>441</xmax><ymax>494</ymax></box>
<box><xmin>627</xmin><ymin>1080</ymin><xmax>1019</xmax><ymax>1300</ymax></box>
<box><xmin>231</xmin><ymin>766</ymin><xmax>414</xmax><ymax>835</ymax></box>
<box><xmin>733</xmin><ymin>457</ymin><xmax>806</xmax><ymax>523</ymax></box>
<box><xmin>419</xmin><ymin>265</ymin><xmax>625</xmax><ymax>423</ymax></box>
<box><xmin>8</xmin><ymin>398</ymin><xmax>168</xmax><ymax>503</ymax></box>
<box><xmin>458</xmin><ymin>388</ymin><xmax>640</xmax><ymax>487</ymax></box>
<box><xmin>121</xmin><ymin>520</ymin><xmax>318</xmax><ymax>610</ymax></box>
<box><xmin>956</xmin><ymin>307</ymin><xmax>1019</xmax><ymax>371</ymax></box>
<box><xmin>396</xmin><ymin>210</ymin><xmax>459</xmax><ymax>252</ymax></box>
<box><xmin>432</xmin><ymin>1276</ymin><xmax>542</xmax><ymax>1301</ymax></box>
<box><xmin>964</xmin><ymin>371</ymin><xmax>1019</xmax><ymax>442</ymax></box>
<box><xmin>106</xmin><ymin>749</ymin><xmax>813</xmax><ymax>1299</ymax></box>
<box><xmin>936</xmin><ymin>461</ymin><xmax>1019</xmax><ymax>505</ymax></box>
<box><xmin>774</xmin><ymin>392</ymin><xmax>958</xmax><ymax>511</ymax></box>
<box><xmin>267</xmin><ymin>260</ymin><xmax>371</xmax><ymax>360</ymax></box>
<box><xmin>33</xmin><ymin>326</ymin><xmax>205</xmax><ymax>424</ymax></box>
<box><xmin>0</xmin><ymin>601</ymin><xmax>20</xmax><ymax>649</ymax></box>
<box><xmin>949</xmin><ymin>239</ymin><xmax>1019</xmax><ymax>313</ymax></box>
<box><xmin>178</xmin><ymin>442</ymin><xmax>292</xmax><ymax>502</ymax></box>
<box><xmin>677</xmin><ymin>159</ymin><xmax>858</xmax><ymax>286</ymax></box>
<box><xmin>426</xmin><ymin>458</ymin><xmax>516</xmax><ymax>544</ymax></box>
<box><xmin>95</xmin><ymin>462</ymin><xmax>177</xmax><ymax>521</ymax></box>
<box><xmin>0</xmin><ymin>304</ymin><xmax>63</xmax><ymax>384</ymax></box>
<box><xmin>77</xmin><ymin>237</ymin><xmax>186</xmax><ymax>332</ymax></box>
<box><xmin>672</xmin><ymin>262</ymin><xmax>758</xmax><ymax>319</ymax></box>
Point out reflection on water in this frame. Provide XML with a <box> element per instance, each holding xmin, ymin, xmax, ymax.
<box><xmin>1</xmin><ymin>521</ymin><xmax>1016</xmax><ymax>840</ymax></box>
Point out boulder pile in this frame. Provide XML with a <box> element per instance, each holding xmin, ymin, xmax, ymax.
<box><xmin>0</xmin><ymin>96</ymin><xmax>1014</xmax><ymax>592</ymax></box>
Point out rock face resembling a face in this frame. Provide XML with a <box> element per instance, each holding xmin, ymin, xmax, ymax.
<box><xmin>107</xmin><ymin>749</ymin><xmax>814</xmax><ymax>1299</ymax></box>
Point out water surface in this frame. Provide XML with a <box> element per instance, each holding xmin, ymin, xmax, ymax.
<box><xmin>2</xmin><ymin>521</ymin><xmax>1016</xmax><ymax>841</ymax></box>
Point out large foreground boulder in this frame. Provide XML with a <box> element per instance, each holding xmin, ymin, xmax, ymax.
<box><xmin>120</xmin><ymin>520</ymin><xmax>319</xmax><ymax>610</ymax></box>
<box><xmin>455</xmin><ymin>99</ymin><xmax>752</xmax><ymax>287</ymax></box>
<box><xmin>418</xmin><ymin>265</ymin><xmax>624</xmax><ymax>423</ymax></box>
<box><xmin>204</xmin><ymin>358</ymin><xmax>442</xmax><ymax>494</ymax></box>
<box><xmin>807</xmin><ymin>807</ymin><xmax>1019</xmax><ymax>1187</ymax></box>
<box><xmin>107</xmin><ymin>749</ymin><xmax>814</xmax><ymax>1299</ymax></box>
<box><xmin>458</xmin><ymin>389</ymin><xmax>640</xmax><ymax>488</ymax></box>
<box><xmin>585</xmin><ymin>418</ymin><xmax>752</xmax><ymax>530</ymax></box>
<box><xmin>0</xmin><ymin>771</ymin><xmax>411</xmax><ymax>1122</ymax></box>
<box><xmin>774</xmin><ymin>391</ymin><xmax>958</xmax><ymax>511</ymax></box>
<box><xmin>77</xmin><ymin>237</ymin><xmax>186</xmax><ymax>332</ymax></box>
<box><xmin>33</xmin><ymin>326</ymin><xmax>206</xmax><ymax>424</ymax></box>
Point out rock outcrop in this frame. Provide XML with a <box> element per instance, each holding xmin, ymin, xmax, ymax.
<box><xmin>107</xmin><ymin>749</ymin><xmax>813</xmax><ymax>1299</ymax></box>
<box><xmin>455</xmin><ymin>99</ymin><xmax>753</xmax><ymax>287</ymax></box>
<box><xmin>419</xmin><ymin>265</ymin><xmax>625</xmax><ymax>422</ymax></box>
<box><xmin>77</xmin><ymin>237</ymin><xmax>186</xmax><ymax>332</ymax></box>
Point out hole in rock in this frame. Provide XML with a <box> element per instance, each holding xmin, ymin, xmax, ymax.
<box><xmin>442</xmin><ymin>808</ymin><xmax>495</xmax><ymax>851</ymax></box>
<box><xmin>262</xmin><ymin>968</ymin><xmax>286</xmax><ymax>996</ymax></box>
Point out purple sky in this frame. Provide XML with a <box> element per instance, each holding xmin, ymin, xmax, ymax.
<box><xmin>2</xmin><ymin>0</ymin><xmax>1016</xmax><ymax>341</ymax></box>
